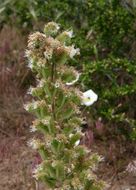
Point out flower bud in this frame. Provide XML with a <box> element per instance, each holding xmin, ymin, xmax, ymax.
<box><xmin>44</xmin><ymin>22</ymin><xmax>60</xmax><ymax>36</ymax></box>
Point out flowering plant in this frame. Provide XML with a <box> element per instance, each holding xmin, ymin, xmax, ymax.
<box><xmin>25</xmin><ymin>22</ymin><xmax>104</xmax><ymax>190</ymax></box>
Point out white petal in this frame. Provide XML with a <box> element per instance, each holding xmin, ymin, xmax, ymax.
<box><xmin>29</xmin><ymin>125</ymin><xmax>37</xmax><ymax>132</ymax></box>
<box><xmin>66</xmin><ymin>73</ymin><xmax>80</xmax><ymax>86</ymax></box>
<box><xmin>75</xmin><ymin>140</ymin><xmax>80</xmax><ymax>146</ymax></box>
<box><xmin>66</xmin><ymin>30</ymin><xmax>73</xmax><ymax>38</ymax></box>
<box><xmin>69</xmin><ymin>45</ymin><xmax>80</xmax><ymax>58</ymax></box>
<box><xmin>82</xmin><ymin>89</ymin><xmax>98</xmax><ymax>106</ymax></box>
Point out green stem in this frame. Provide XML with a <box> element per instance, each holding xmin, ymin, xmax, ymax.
<box><xmin>51</xmin><ymin>62</ymin><xmax>56</xmax><ymax>120</ymax></box>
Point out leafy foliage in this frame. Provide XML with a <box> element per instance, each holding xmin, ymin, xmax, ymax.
<box><xmin>82</xmin><ymin>57</ymin><xmax>136</xmax><ymax>139</ymax></box>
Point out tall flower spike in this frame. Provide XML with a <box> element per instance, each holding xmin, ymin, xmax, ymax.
<box><xmin>25</xmin><ymin>22</ymin><xmax>105</xmax><ymax>190</ymax></box>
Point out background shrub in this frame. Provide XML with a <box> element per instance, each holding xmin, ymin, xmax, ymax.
<box><xmin>81</xmin><ymin>57</ymin><xmax>136</xmax><ymax>139</ymax></box>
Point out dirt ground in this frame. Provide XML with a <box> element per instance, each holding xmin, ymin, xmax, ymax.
<box><xmin>0</xmin><ymin>130</ymin><xmax>136</xmax><ymax>190</ymax></box>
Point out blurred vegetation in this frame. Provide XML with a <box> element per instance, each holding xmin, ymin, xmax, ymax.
<box><xmin>0</xmin><ymin>0</ymin><xmax>136</xmax><ymax>139</ymax></box>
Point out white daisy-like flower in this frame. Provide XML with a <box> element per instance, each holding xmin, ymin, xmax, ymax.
<box><xmin>82</xmin><ymin>89</ymin><xmax>98</xmax><ymax>106</ymax></box>
<box><xmin>66</xmin><ymin>73</ymin><xmax>80</xmax><ymax>86</ymax></box>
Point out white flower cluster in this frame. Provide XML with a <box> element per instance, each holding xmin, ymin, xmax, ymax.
<box><xmin>29</xmin><ymin>125</ymin><xmax>37</xmax><ymax>132</ymax></box>
<box><xmin>126</xmin><ymin>160</ymin><xmax>136</xmax><ymax>175</ymax></box>
<box><xmin>24</xmin><ymin>101</ymin><xmax>38</xmax><ymax>110</ymax></box>
<box><xmin>27</xmin><ymin>138</ymin><xmax>43</xmax><ymax>150</ymax></box>
<box><xmin>33</xmin><ymin>163</ymin><xmax>43</xmax><ymax>180</ymax></box>
<box><xmin>66</xmin><ymin>45</ymin><xmax>80</xmax><ymax>59</ymax></box>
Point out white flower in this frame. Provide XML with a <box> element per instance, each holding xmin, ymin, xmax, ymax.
<box><xmin>24</xmin><ymin>101</ymin><xmax>39</xmax><ymax>111</ymax></box>
<box><xmin>126</xmin><ymin>160</ymin><xmax>136</xmax><ymax>175</ymax></box>
<box><xmin>27</xmin><ymin>138</ymin><xmax>43</xmax><ymax>149</ymax></box>
<box><xmin>27</xmin><ymin>86</ymin><xmax>35</xmax><ymax>95</ymax></box>
<box><xmin>74</xmin><ymin>140</ymin><xmax>80</xmax><ymax>146</ymax></box>
<box><xmin>66</xmin><ymin>73</ymin><xmax>80</xmax><ymax>86</ymax></box>
<box><xmin>69</xmin><ymin>45</ymin><xmax>80</xmax><ymax>58</ymax></box>
<box><xmin>44</xmin><ymin>48</ymin><xmax>53</xmax><ymax>60</ymax></box>
<box><xmin>55</xmin><ymin>82</ymin><xmax>60</xmax><ymax>88</ymax></box>
<box><xmin>69</xmin><ymin>133</ymin><xmax>74</xmax><ymax>138</ymax></box>
<box><xmin>65</xmin><ymin>30</ymin><xmax>73</xmax><ymax>38</ymax></box>
<box><xmin>26</xmin><ymin>56</ymin><xmax>34</xmax><ymax>69</ymax></box>
<box><xmin>37</xmin><ymin>79</ymin><xmax>45</xmax><ymax>88</ymax></box>
<box><xmin>82</xmin><ymin>89</ymin><xmax>98</xmax><ymax>106</ymax></box>
<box><xmin>52</xmin><ymin>22</ymin><xmax>60</xmax><ymax>31</ymax></box>
<box><xmin>29</xmin><ymin>125</ymin><xmax>37</xmax><ymax>132</ymax></box>
<box><xmin>33</xmin><ymin>101</ymin><xmax>39</xmax><ymax>109</ymax></box>
<box><xmin>67</xmin><ymin>168</ymin><xmax>71</xmax><ymax>173</ymax></box>
<box><xmin>69</xmin><ymin>134</ymin><xmax>80</xmax><ymax>146</ymax></box>
<box><xmin>25</xmin><ymin>50</ymin><xmax>30</xmax><ymax>58</ymax></box>
<box><xmin>27</xmin><ymin>61</ymin><xmax>33</xmax><ymax>69</ymax></box>
<box><xmin>33</xmin><ymin>164</ymin><xmax>43</xmax><ymax>180</ymax></box>
<box><xmin>41</xmin><ymin>118</ymin><xmax>50</xmax><ymax>125</ymax></box>
<box><xmin>23</xmin><ymin>103</ymin><xmax>30</xmax><ymax>111</ymax></box>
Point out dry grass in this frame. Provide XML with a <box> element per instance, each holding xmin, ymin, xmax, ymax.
<box><xmin>0</xmin><ymin>25</ymin><xmax>33</xmax><ymax>134</ymax></box>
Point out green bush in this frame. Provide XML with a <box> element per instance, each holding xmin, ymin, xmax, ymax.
<box><xmin>1</xmin><ymin>0</ymin><xmax>135</xmax><ymax>56</ymax></box>
<box><xmin>81</xmin><ymin>57</ymin><xmax>136</xmax><ymax>139</ymax></box>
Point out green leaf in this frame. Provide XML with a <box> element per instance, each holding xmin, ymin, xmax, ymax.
<box><xmin>70</xmin><ymin>133</ymin><xmax>81</xmax><ymax>146</ymax></box>
<box><xmin>60</xmin><ymin>108</ymin><xmax>74</xmax><ymax>120</ymax></box>
<box><xmin>39</xmin><ymin>147</ymin><xmax>48</xmax><ymax>160</ymax></box>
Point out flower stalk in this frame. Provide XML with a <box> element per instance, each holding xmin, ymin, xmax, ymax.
<box><xmin>25</xmin><ymin>22</ymin><xmax>105</xmax><ymax>190</ymax></box>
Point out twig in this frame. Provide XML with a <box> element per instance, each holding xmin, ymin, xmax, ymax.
<box><xmin>0</xmin><ymin>127</ymin><xmax>11</xmax><ymax>137</ymax></box>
